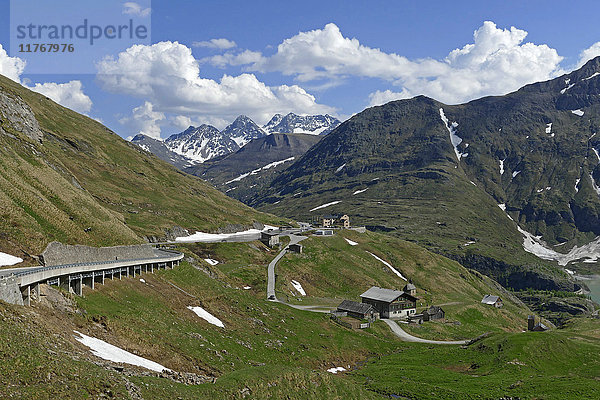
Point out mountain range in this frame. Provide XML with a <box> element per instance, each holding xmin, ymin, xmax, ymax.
<box><xmin>131</xmin><ymin>113</ymin><xmax>341</xmax><ymax>165</ymax></box>
<box><xmin>244</xmin><ymin>56</ymin><xmax>600</xmax><ymax>292</ymax></box>
<box><xmin>186</xmin><ymin>133</ymin><xmax>322</xmax><ymax>204</ymax></box>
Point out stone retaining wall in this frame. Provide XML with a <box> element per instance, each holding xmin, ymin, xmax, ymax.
<box><xmin>40</xmin><ymin>242</ymin><xmax>156</xmax><ymax>266</ymax></box>
<box><xmin>0</xmin><ymin>275</ymin><xmax>23</xmax><ymax>305</ymax></box>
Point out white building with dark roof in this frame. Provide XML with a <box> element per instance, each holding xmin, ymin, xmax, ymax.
<box><xmin>481</xmin><ymin>294</ymin><xmax>503</xmax><ymax>308</ymax></box>
<box><xmin>360</xmin><ymin>286</ymin><xmax>417</xmax><ymax>319</ymax></box>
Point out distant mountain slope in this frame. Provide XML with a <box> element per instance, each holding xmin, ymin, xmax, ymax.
<box><xmin>164</xmin><ymin>124</ymin><xmax>239</xmax><ymax>163</ymax></box>
<box><xmin>134</xmin><ymin>113</ymin><xmax>340</xmax><ymax>168</ymax></box>
<box><xmin>0</xmin><ymin>74</ymin><xmax>280</xmax><ymax>260</ymax></box>
<box><xmin>249</xmin><ymin>57</ymin><xmax>600</xmax><ymax>290</ymax></box>
<box><xmin>221</xmin><ymin>115</ymin><xmax>267</xmax><ymax>148</ymax></box>
<box><xmin>263</xmin><ymin>113</ymin><xmax>341</xmax><ymax>135</ymax></box>
<box><xmin>130</xmin><ymin>134</ymin><xmax>196</xmax><ymax>169</ymax></box>
<box><xmin>186</xmin><ymin>133</ymin><xmax>321</xmax><ymax>203</ymax></box>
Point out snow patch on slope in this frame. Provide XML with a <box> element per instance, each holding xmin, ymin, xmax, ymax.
<box><xmin>353</xmin><ymin>188</ymin><xmax>368</xmax><ymax>195</ymax></box>
<box><xmin>188</xmin><ymin>306</ymin><xmax>225</xmax><ymax>328</ymax></box>
<box><xmin>175</xmin><ymin>226</ymin><xmax>274</xmax><ymax>243</ymax></box>
<box><xmin>225</xmin><ymin>157</ymin><xmax>295</xmax><ymax>184</ymax></box>
<box><xmin>291</xmin><ymin>280</ymin><xmax>306</xmax><ymax>296</ymax></box>
<box><xmin>0</xmin><ymin>252</ymin><xmax>23</xmax><ymax>267</ymax></box>
<box><xmin>74</xmin><ymin>331</ymin><xmax>169</xmax><ymax>372</ymax></box>
<box><xmin>367</xmin><ymin>251</ymin><xmax>407</xmax><ymax>280</ymax></box>
<box><xmin>344</xmin><ymin>238</ymin><xmax>358</xmax><ymax>246</ymax></box>
<box><xmin>499</xmin><ymin>159</ymin><xmax>505</xmax><ymax>175</ymax></box>
<box><xmin>571</xmin><ymin>109</ymin><xmax>585</xmax><ymax>116</ymax></box>
<box><xmin>440</xmin><ymin>108</ymin><xmax>467</xmax><ymax>161</ymax></box>
<box><xmin>310</xmin><ymin>201</ymin><xmax>341</xmax><ymax>212</ymax></box>
<box><xmin>335</xmin><ymin>163</ymin><xmax>346</xmax><ymax>173</ymax></box>
<box><xmin>517</xmin><ymin>227</ymin><xmax>600</xmax><ymax>266</ymax></box>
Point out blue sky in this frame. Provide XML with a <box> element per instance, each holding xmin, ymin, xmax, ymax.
<box><xmin>1</xmin><ymin>0</ymin><xmax>600</xmax><ymax>139</ymax></box>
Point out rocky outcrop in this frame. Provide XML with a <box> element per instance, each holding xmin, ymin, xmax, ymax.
<box><xmin>516</xmin><ymin>292</ymin><xmax>596</xmax><ymax>326</ymax></box>
<box><xmin>0</xmin><ymin>88</ymin><xmax>43</xmax><ymax>142</ymax></box>
<box><xmin>454</xmin><ymin>253</ymin><xmax>580</xmax><ymax>292</ymax></box>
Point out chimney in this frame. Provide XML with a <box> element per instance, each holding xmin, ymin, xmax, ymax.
<box><xmin>528</xmin><ymin>315</ymin><xmax>535</xmax><ymax>331</ymax></box>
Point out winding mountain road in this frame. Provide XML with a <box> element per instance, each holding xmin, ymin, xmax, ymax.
<box><xmin>267</xmin><ymin>233</ymin><xmax>307</xmax><ymax>301</ymax></box>
<box><xmin>263</xmin><ymin>231</ymin><xmax>471</xmax><ymax>345</ymax></box>
<box><xmin>382</xmin><ymin>319</ymin><xmax>470</xmax><ymax>344</ymax></box>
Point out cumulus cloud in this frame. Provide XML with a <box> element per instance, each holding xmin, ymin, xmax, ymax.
<box><xmin>119</xmin><ymin>101</ymin><xmax>165</xmax><ymax>139</ymax></box>
<box><xmin>192</xmin><ymin>38</ymin><xmax>237</xmax><ymax>50</ymax></box>
<box><xmin>203</xmin><ymin>50</ymin><xmax>263</xmax><ymax>68</ymax></box>
<box><xmin>578</xmin><ymin>42</ymin><xmax>600</xmax><ymax>68</ymax></box>
<box><xmin>242</xmin><ymin>21</ymin><xmax>563</xmax><ymax>105</ymax></box>
<box><xmin>96</xmin><ymin>41</ymin><xmax>335</xmax><ymax>129</ymax></box>
<box><xmin>368</xmin><ymin>89</ymin><xmax>413</xmax><ymax>107</ymax></box>
<box><xmin>0</xmin><ymin>44</ymin><xmax>93</xmax><ymax>114</ymax></box>
<box><xmin>122</xmin><ymin>2</ymin><xmax>151</xmax><ymax>17</ymax></box>
<box><xmin>0</xmin><ymin>44</ymin><xmax>26</xmax><ymax>82</ymax></box>
<box><xmin>29</xmin><ymin>81</ymin><xmax>93</xmax><ymax>114</ymax></box>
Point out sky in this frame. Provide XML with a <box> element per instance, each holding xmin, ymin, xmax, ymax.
<box><xmin>1</xmin><ymin>0</ymin><xmax>600</xmax><ymax>140</ymax></box>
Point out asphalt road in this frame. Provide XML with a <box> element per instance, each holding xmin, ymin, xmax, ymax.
<box><xmin>382</xmin><ymin>319</ymin><xmax>470</xmax><ymax>344</ymax></box>
<box><xmin>266</xmin><ymin>233</ymin><xmax>307</xmax><ymax>301</ymax></box>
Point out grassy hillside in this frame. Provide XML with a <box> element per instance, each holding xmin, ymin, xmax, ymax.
<box><xmin>275</xmin><ymin>230</ymin><xmax>531</xmax><ymax>339</ymax></box>
<box><xmin>0</xmin><ymin>74</ymin><xmax>284</xmax><ymax>259</ymax></box>
<box><xmin>353</xmin><ymin>331</ymin><xmax>600</xmax><ymax>399</ymax></box>
<box><xmin>2</xmin><ymin>231</ymin><xmax>599</xmax><ymax>399</ymax></box>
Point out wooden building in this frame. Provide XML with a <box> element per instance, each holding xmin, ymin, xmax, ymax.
<box><xmin>336</xmin><ymin>300</ymin><xmax>378</xmax><ymax>321</ymax></box>
<box><xmin>481</xmin><ymin>294</ymin><xmax>503</xmax><ymax>308</ymax></box>
<box><xmin>360</xmin><ymin>286</ymin><xmax>417</xmax><ymax>319</ymax></box>
<box><xmin>422</xmin><ymin>306</ymin><xmax>445</xmax><ymax>321</ymax></box>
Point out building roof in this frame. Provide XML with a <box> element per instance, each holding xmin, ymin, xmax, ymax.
<box><xmin>481</xmin><ymin>295</ymin><xmax>501</xmax><ymax>305</ymax></box>
<box><xmin>360</xmin><ymin>287</ymin><xmax>405</xmax><ymax>303</ymax></box>
<box><xmin>337</xmin><ymin>300</ymin><xmax>374</xmax><ymax>315</ymax></box>
<box><xmin>403</xmin><ymin>283</ymin><xmax>416</xmax><ymax>291</ymax></box>
<box><xmin>533</xmin><ymin>322</ymin><xmax>549</xmax><ymax>331</ymax></box>
<box><xmin>425</xmin><ymin>305</ymin><xmax>444</xmax><ymax>315</ymax></box>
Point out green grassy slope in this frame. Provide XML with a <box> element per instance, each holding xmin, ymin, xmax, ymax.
<box><xmin>2</xmin><ymin>233</ymin><xmax>599</xmax><ymax>399</ymax></box>
<box><xmin>0</xmin><ymin>75</ymin><xmax>284</xmax><ymax>258</ymax></box>
<box><xmin>353</xmin><ymin>331</ymin><xmax>600</xmax><ymax>399</ymax></box>
<box><xmin>275</xmin><ymin>230</ymin><xmax>531</xmax><ymax>339</ymax></box>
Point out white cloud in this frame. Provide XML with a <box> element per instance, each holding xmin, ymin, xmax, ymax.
<box><xmin>0</xmin><ymin>44</ymin><xmax>26</xmax><ymax>82</ymax></box>
<box><xmin>578</xmin><ymin>42</ymin><xmax>600</xmax><ymax>68</ymax></box>
<box><xmin>203</xmin><ymin>50</ymin><xmax>263</xmax><ymax>68</ymax></box>
<box><xmin>243</xmin><ymin>22</ymin><xmax>563</xmax><ymax>105</ymax></box>
<box><xmin>119</xmin><ymin>101</ymin><xmax>165</xmax><ymax>139</ymax></box>
<box><xmin>122</xmin><ymin>2</ymin><xmax>151</xmax><ymax>17</ymax></box>
<box><xmin>96</xmin><ymin>41</ymin><xmax>334</xmax><ymax>131</ymax></box>
<box><xmin>0</xmin><ymin>44</ymin><xmax>93</xmax><ymax>114</ymax></box>
<box><xmin>192</xmin><ymin>38</ymin><xmax>237</xmax><ymax>50</ymax></box>
<box><xmin>368</xmin><ymin>89</ymin><xmax>413</xmax><ymax>107</ymax></box>
<box><xmin>29</xmin><ymin>81</ymin><xmax>93</xmax><ymax>114</ymax></box>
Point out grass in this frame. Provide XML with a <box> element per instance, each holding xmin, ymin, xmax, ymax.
<box><xmin>275</xmin><ymin>230</ymin><xmax>530</xmax><ymax>339</ymax></box>
<box><xmin>0</xmin><ymin>303</ymin><xmax>130</xmax><ymax>399</ymax></box>
<box><xmin>352</xmin><ymin>331</ymin><xmax>600</xmax><ymax>399</ymax></box>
